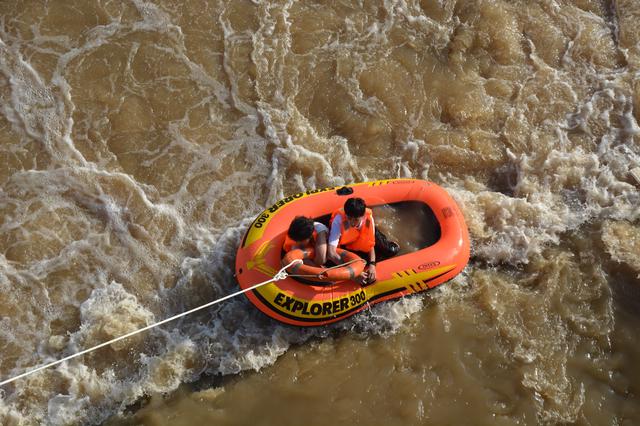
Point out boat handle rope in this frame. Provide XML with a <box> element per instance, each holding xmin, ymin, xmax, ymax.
<box><xmin>0</xmin><ymin>259</ymin><xmax>303</xmax><ymax>388</ymax></box>
<box><xmin>286</xmin><ymin>258</ymin><xmax>367</xmax><ymax>278</ymax></box>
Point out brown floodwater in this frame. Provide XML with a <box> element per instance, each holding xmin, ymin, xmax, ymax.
<box><xmin>0</xmin><ymin>0</ymin><xmax>639</xmax><ymax>424</ymax></box>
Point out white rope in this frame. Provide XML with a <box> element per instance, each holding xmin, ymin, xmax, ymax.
<box><xmin>0</xmin><ymin>259</ymin><xmax>302</xmax><ymax>388</ymax></box>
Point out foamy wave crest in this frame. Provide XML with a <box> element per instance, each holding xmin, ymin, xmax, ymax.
<box><xmin>449</xmin><ymin>125</ymin><xmax>639</xmax><ymax>265</ymax></box>
<box><xmin>69</xmin><ymin>282</ymin><xmax>156</xmax><ymax>352</ymax></box>
<box><xmin>602</xmin><ymin>220</ymin><xmax>640</xmax><ymax>275</ymax></box>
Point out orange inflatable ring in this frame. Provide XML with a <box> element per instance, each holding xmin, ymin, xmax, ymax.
<box><xmin>235</xmin><ymin>179</ymin><xmax>470</xmax><ymax>327</ymax></box>
<box><xmin>282</xmin><ymin>247</ymin><xmax>366</xmax><ymax>282</ymax></box>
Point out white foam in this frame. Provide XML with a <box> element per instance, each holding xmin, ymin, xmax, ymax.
<box><xmin>448</xmin><ymin>107</ymin><xmax>640</xmax><ymax>264</ymax></box>
<box><xmin>2</xmin><ymin>1</ymin><xmax>639</xmax><ymax>424</ymax></box>
<box><xmin>68</xmin><ymin>282</ymin><xmax>156</xmax><ymax>352</ymax></box>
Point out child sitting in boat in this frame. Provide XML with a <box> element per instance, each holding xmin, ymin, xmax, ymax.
<box><xmin>327</xmin><ymin>197</ymin><xmax>399</xmax><ymax>285</ymax></box>
<box><xmin>282</xmin><ymin>216</ymin><xmax>328</xmax><ymax>266</ymax></box>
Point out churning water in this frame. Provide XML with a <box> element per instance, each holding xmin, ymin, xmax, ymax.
<box><xmin>0</xmin><ymin>1</ymin><xmax>639</xmax><ymax>424</ymax></box>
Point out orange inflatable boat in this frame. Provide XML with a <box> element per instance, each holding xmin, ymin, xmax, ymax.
<box><xmin>235</xmin><ymin>179</ymin><xmax>470</xmax><ymax>326</ymax></box>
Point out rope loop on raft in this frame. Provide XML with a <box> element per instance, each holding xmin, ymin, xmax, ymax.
<box><xmin>272</xmin><ymin>270</ymin><xmax>290</xmax><ymax>281</ymax></box>
<box><xmin>0</xmin><ymin>259</ymin><xmax>303</xmax><ymax>388</ymax></box>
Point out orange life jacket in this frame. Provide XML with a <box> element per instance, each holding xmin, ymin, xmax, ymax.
<box><xmin>283</xmin><ymin>229</ymin><xmax>318</xmax><ymax>252</ymax></box>
<box><xmin>330</xmin><ymin>208</ymin><xmax>375</xmax><ymax>252</ymax></box>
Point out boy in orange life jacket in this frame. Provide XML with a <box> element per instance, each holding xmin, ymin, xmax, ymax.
<box><xmin>327</xmin><ymin>197</ymin><xmax>399</xmax><ymax>285</ymax></box>
<box><xmin>282</xmin><ymin>216</ymin><xmax>328</xmax><ymax>266</ymax></box>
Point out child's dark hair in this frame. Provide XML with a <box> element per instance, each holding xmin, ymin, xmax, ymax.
<box><xmin>287</xmin><ymin>216</ymin><xmax>314</xmax><ymax>241</ymax></box>
<box><xmin>344</xmin><ymin>197</ymin><xmax>366</xmax><ymax>218</ymax></box>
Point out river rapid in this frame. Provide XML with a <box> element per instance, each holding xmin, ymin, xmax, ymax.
<box><xmin>0</xmin><ymin>1</ymin><xmax>639</xmax><ymax>425</ymax></box>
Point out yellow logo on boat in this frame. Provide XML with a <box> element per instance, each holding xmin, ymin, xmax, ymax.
<box><xmin>246</xmin><ymin>240</ymin><xmax>277</xmax><ymax>277</ymax></box>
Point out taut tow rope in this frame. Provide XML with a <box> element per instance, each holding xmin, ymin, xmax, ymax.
<box><xmin>0</xmin><ymin>259</ymin><xmax>302</xmax><ymax>388</ymax></box>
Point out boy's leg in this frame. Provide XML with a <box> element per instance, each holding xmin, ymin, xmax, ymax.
<box><xmin>374</xmin><ymin>228</ymin><xmax>399</xmax><ymax>260</ymax></box>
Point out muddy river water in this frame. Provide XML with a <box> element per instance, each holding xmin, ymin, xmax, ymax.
<box><xmin>0</xmin><ymin>1</ymin><xmax>639</xmax><ymax>424</ymax></box>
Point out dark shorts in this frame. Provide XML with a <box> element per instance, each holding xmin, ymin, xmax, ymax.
<box><xmin>351</xmin><ymin>229</ymin><xmax>398</xmax><ymax>262</ymax></box>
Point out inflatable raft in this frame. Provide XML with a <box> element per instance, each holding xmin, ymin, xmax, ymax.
<box><xmin>235</xmin><ymin>179</ymin><xmax>470</xmax><ymax>326</ymax></box>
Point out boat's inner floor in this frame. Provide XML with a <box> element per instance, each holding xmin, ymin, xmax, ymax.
<box><xmin>315</xmin><ymin>201</ymin><xmax>442</xmax><ymax>258</ymax></box>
